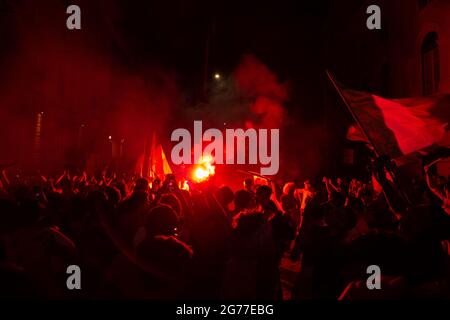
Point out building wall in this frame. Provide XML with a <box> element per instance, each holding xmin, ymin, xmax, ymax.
<box><xmin>327</xmin><ymin>0</ymin><xmax>450</xmax><ymax>98</ymax></box>
<box><xmin>415</xmin><ymin>0</ymin><xmax>450</xmax><ymax>94</ymax></box>
<box><xmin>323</xmin><ymin>0</ymin><xmax>449</xmax><ymax>177</ymax></box>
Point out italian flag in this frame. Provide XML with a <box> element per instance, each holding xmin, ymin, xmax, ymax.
<box><xmin>329</xmin><ymin>72</ymin><xmax>450</xmax><ymax>159</ymax></box>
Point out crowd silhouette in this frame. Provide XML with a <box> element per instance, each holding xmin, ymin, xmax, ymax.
<box><xmin>1</xmin><ymin>155</ymin><xmax>450</xmax><ymax>300</ymax></box>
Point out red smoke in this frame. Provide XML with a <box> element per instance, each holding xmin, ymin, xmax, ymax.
<box><xmin>0</xmin><ymin>1</ymin><xmax>179</xmax><ymax>172</ymax></box>
<box><xmin>234</xmin><ymin>55</ymin><xmax>288</xmax><ymax>129</ymax></box>
<box><xmin>234</xmin><ymin>55</ymin><xmax>288</xmax><ymax>101</ymax></box>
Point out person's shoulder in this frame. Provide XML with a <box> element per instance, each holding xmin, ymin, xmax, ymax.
<box><xmin>153</xmin><ymin>235</ymin><xmax>193</xmax><ymax>258</ymax></box>
<box><xmin>236</xmin><ymin>210</ymin><xmax>265</xmax><ymax>224</ymax></box>
<box><xmin>0</xmin><ymin>261</ymin><xmax>25</xmax><ymax>274</ymax></box>
<box><xmin>232</xmin><ymin>210</ymin><xmax>266</xmax><ymax>235</ymax></box>
<box><xmin>44</xmin><ymin>226</ymin><xmax>77</xmax><ymax>251</ymax></box>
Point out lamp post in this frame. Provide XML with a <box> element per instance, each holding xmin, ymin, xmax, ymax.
<box><xmin>32</xmin><ymin>112</ymin><xmax>44</xmax><ymax>169</ymax></box>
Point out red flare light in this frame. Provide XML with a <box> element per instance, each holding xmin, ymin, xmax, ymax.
<box><xmin>179</xmin><ymin>180</ymin><xmax>190</xmax><ymax>191</ymax></box>
<box><xmin>193</xmin><ymin>155</ymin><xmax>215</xmax><ymax>182</ymax></box>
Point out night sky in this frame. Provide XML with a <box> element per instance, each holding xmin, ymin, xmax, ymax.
<box><xmin>0</xmin><ymin>0</ymin><xmax>347</xmax><ymax>181</ymax></box>
<box><xmin>112</xmin><ymin>0</ymin><xmax>332</xmax><ymax>109</ymax></box>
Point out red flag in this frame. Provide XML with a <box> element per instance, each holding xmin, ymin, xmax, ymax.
<box><xmin>150</xmin><ymin>132</ymin><xmax>172</xmax><ymax>178</ymax></box>
<box><xmin>346</xmin><ymin>125</ymin><xmax>369</xmax><ymax>143</ymax></box>
<box><xmin>336</xmin><ymin>83</ymin><xmax>449</xmax><ymax>158</ymax></box>
<box><xmin>136</xmin><ymin>132</ymin><xmax>172</xmax><ymax>178</ymax></box>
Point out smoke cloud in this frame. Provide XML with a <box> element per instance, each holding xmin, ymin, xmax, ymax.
<box><xmin>0</xmin><ymin>1</ymin><xmax>179</xmax><ymax>172</ymax></box>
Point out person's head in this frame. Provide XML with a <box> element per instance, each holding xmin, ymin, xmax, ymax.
<box><xmin>151</xmin><ymin>178</ymin><xmax>161</xmax><ymax>192</ymax></box>
<box><xmin>59</xmin><ymin>178</ymin><xmax>72</xmax><ymax>195</ymax></box>
<box><xmin>216</xmin><ymin>186</ymin><xmax>234</xmax><ymax>209</ymax></box>
<box><xmin>243</xmin><ymin>178</ymin><xmax>254</xmax><ymax>192</ymax></box>
<box><xmin>232</xmin><ymin>208</ymin><xmax>265</xmax><ymax>234</ymax></box>
<box><xmin>85</xmin><ymin>190</ymin><xmax>108</xmax><ymax>217</ymax></box>
<box><xmin>304</xmin><ymin>179</ymin><xmax>312</xmax><ymax>191</ymax></box>
<box><xmin>256</xmin><ymin>185</ymin><xmax>272</xmax><ymax>207</ymax></box>
<box><xmin>105</xmin><ymin>186</ymin><xmax>121</xmax><ymax>206</ymax></box>
<box><xmin>159</xmin><ymin>193</ymin><xmax>182</xmax><ymax>217</ymax></box>
<box><xmin>145</xmin><ymin>205</ymin><xmax>179</xmax><ymax>237</ymax></box>
<box><xmin>114</xmin><ymin>182</ymin><xmax>128</xmax><ymax>199</ymax></box>
<box><xmin>282</xmin><ymin>182</ymin><xmax>296</xmax><ymax>196</ymax></box>
<box><xmin>234</xmin><ymin>189</ymin><xmax>254</xmax><ymax>212</ymax></box>
<box><xmin>134</xmin><ymin>178</ymin><xmax>150</xmax><ymax>194</ymax></box>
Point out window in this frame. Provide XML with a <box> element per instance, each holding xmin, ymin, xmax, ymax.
<box><xmin>421</xmin><ymin>32</ymin><xmax>440</xmax><ymax>95</ymax></box>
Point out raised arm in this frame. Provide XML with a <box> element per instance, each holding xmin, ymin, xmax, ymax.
<box><xmin>0</xmin><ymin>163</ymin><xmax>15</xmax><ymax>194</ymax></box>
<box><xmin>0</xmin><ymin>168</ymin><xmax>10</xmax><ymax>190</ymax></box>
<box><xmin>269</xmin><ymin>179</ymin><xmax>283</xmax><ymax>212</ymax></box>
<box><xmin>424</xmin><ymin>161</ymin><xmax>445</xmax><ymax>202</ymax></box>
<box><xmin>327</xmin><ymin>179</ymin><xmax>341</xmax><ymax>193</ymax></box>
<box><xmin>322</xmin><ymin>177</ymin><xmax>332</xmax><ymax>198</ymax></box>
<box><xmin>371</xmin><ymin>157</ymin><xmax>408</xmax><ymax>217</ymax></box>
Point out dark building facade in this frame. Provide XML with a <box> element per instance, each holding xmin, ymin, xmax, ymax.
<box><xmin>327</xmin><ymin>0</ymin><xmax>449</xmax><ymax>97</ymax></box>
<box><xmin>323</xmin><ymin>0</ymin><xmax>450</xmax><ymax>178</ymax></box>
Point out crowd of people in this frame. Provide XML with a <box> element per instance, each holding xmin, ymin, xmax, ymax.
<box><xmin>1</xmin><ymin>156</ymin><xmax>450</xmax><ymax>300</ymax></box>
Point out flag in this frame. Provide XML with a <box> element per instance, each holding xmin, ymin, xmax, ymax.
<box><xmin>149</xmin><ymin>131</ymin><xmax>172</xmax><ymax>178</ymax></box>
<box><xmin>346</xmin><ymin>126</ymin><xmax>368</xmax><ymax>144</ymax></box>
<box><xmin>328</xmin><ymin>72</ymin><xmax>450</xmax><ymax>158</ymax></box>
<box><xmin>136</xmin><ymin>132</ymin><xmax>172</xmax><ymax>178</ymax></box>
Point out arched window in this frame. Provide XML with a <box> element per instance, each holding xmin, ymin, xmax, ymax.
<box><xmin>421</xmin><ymin>32</ymin><xmax>440</xmax><ymax>95</ymax></box>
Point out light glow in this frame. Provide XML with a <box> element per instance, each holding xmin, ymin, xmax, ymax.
<box><xmin>193</xmin><ymin>155</ymin><xmax>215</xmax><ymax>182</ymax></box>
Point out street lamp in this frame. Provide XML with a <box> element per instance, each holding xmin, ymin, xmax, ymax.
<box><xmin>33</xmin><ymin>112</ymin><xmax>44</xmax><ymax>168</ymax></box>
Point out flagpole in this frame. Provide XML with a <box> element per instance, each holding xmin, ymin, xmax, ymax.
<box><xmin>326</xmin><ymin>70</ymin><xmax>411</xmax><ymax>206</ymax></box>
<box><xmin>142</xmin><ymin>136</ymin><xmax>151</xmax><ymax>178</ymax></box>
<box><xmin>325</xmin><ymin>70</ymin><xmax>380</xmax><ymax>157</ymax></box>
<box><xmin>149</xmin><ymin>131</ymin><xmax>157</xmax><ymax>179</ymax></box>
